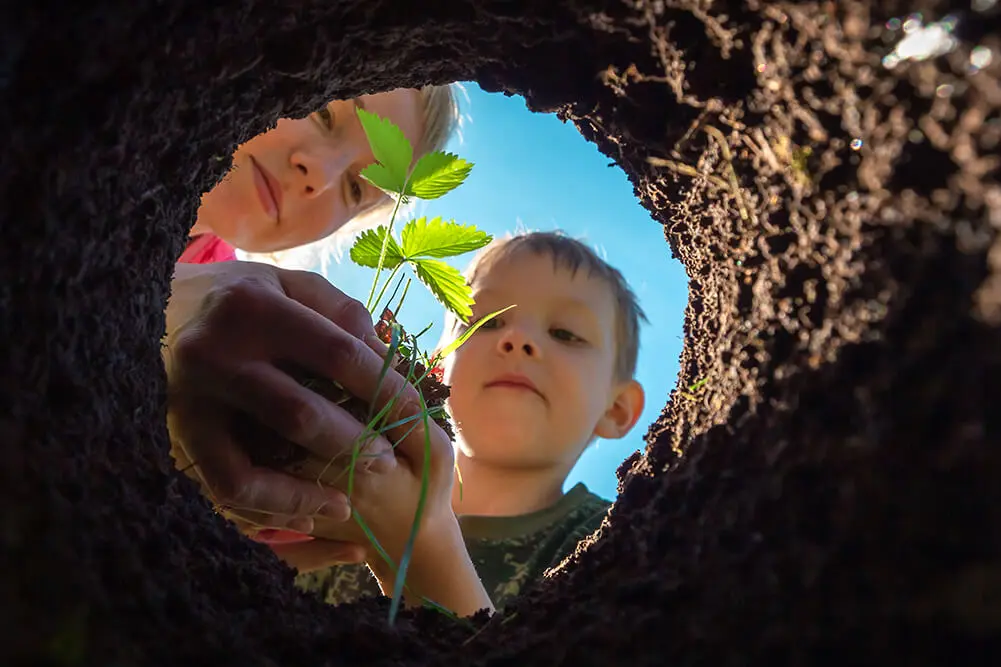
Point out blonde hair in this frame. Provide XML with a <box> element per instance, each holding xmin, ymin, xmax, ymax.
<box><xmin>241</xmin><ymin>84</ymin><xmax>460</xmax><ymax>268</ymax></box>
<box><xmin>443</xmin><ymin>231</ymin><xmax>647</xmax><ymax>380</ymax></box>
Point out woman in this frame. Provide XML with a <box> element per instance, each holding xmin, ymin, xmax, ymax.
<box><xmin>172</xmin><ymin>84</ymin><xmax>458</xmax><ymax>547</ymax></box>
<box><xmin>179</xmin><ymin>85</ymin><xmax>457</xmax><ymax>263</ymax></box>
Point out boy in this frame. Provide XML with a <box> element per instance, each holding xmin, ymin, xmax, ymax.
<box><xmin>294</xmin><ymin>231</ymin><xmax>646</xmax><ymax>612</ymax></box>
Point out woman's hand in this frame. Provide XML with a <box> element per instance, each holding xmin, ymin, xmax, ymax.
<box><xmin>164</xmin><ymin>261</ymin><xmax>427</xmax><ymax>533</ymax></box>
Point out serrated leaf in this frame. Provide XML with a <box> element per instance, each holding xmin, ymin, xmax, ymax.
<box><xmin>413</xmin><ymin>259</ymin><xmax>474</xmax><ymax>321</ymax></box>
<box><xmin>357</xmin><ymin>107</ymin><xmax>413</xmax><ymax>192</ymax></box>
<box><xmin>350</xmin><ymin>226</ymin><xmax>405</xmax><ymax>269</ymax></box>
<box><xmin>401</xmin><ymin>217</ymin><xmax>492</xmax><ymax>260</ymax></box>
<box><xmin>360</xmin><ymin>162</ymin><xmax>405</xmax><ymax>194</ymax></box>
<box><xmin>404</xmin><ymin>152</ymin><xmax>473</xmax><ymax>200</ymax></box>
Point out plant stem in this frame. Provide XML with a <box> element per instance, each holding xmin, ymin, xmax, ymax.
<box><xmin>372</xmin><ymin>263</ymin><xmax>405</xmax><ymax>317</ymax></box>
<box><xmin>365</xmin><ymin>191</ymin><xmax>406</xmax><ymax>312</ymax></box>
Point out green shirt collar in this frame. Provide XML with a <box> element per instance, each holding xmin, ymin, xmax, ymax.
<box><xmin>457</xmin><ymin>482</ymin><xmax>595</xmax><ymax>540</ymax></box>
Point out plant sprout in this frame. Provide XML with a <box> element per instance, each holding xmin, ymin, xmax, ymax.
<box><xmin>316</xmin><ymin>105</ymin><xmax>511</xmax><ymax>625</ymax></box>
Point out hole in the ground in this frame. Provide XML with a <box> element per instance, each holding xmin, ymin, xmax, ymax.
<box><xmin>185</xmin><ymin>81</ymin><xmax>689</xmax><ymax>611</ymax></box>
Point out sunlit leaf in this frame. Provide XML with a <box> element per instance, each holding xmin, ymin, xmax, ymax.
<box><xmin>360</xmin><ymin>162</ymin><xmax>405</xmax><ymax>194</ymax></box>
<box><xmin>413</xmin><ymin>259</ymin><xmax>474</xmax><ymax>321</ymax></box>
<box><xmin>401</xmin><ymin>217</ymin><xmax>492</xmax><ymax>260</ymax></box>
<box><xmin>357</xmin><ymin>108</ymin><xmax>412</xmax><ymax>192</ymax></box>
<box><xmin>405</xmin><ymin>151</ymin><xmax>473</xmax><ymax>200</ymax></box>
<box><xmin>350</xmin><ymin>226</ymin><xmax>405</xmax><ymax>269</ymax></box>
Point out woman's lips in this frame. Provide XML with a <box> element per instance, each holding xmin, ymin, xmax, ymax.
<box><xmin>249</xmin><ymin>155</ymin><xmax>282</xmax><ymax>221</ymax></box>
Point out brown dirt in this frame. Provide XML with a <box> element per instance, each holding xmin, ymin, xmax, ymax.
<box><xmin>2</xmin><ymin>0</ymin><xmax>999</xmax><ymax>665</ymax></box>
<box><xmin>237</xmin><ymin>358</ymin><xmax>453</xmax><ymax>472</ymax></box>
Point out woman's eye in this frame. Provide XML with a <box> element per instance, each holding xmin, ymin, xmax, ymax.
<box><xmin>315</xmin><ymin>106</ymin><xmax>334</xmax><ymax>130</ymax></box>
<box><xmin>348</xmin><ymin>176</ymin><xmax>363</xmax><ymax>205</ymax></box>
<box><xmin>477</xmin><ymin>316</ymin><xmax>501</xmax><ymax>330</ymax></box>
<box><xmin>551</xmin><ymin>328</ymin><xmax>581</xmax><ymax>343</ymax></box>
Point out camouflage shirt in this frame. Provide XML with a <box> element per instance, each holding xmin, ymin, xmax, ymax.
<box><xmin>295</xmin><ymin>483</ymin><xmax>610</xmax><ymax>611</ymax></box>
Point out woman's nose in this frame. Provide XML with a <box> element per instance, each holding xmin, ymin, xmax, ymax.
<box><xmin>289</xmin><ymin>148</ymin><xmax>345</xmax><ymax>198</ymax></box>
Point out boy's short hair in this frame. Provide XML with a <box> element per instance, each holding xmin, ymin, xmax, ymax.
<box><xmin>446</xmin><ymin>231</ymin><xmax>647</xmax><ymax>380</ymax></box>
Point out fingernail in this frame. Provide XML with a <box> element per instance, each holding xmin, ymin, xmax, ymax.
<box><xmin>365</xmin><ymin>334</ymin><xmax>389</xmax><ymax>357</ymax></box>
<box><xmin>319</xmin><ymin>494</ymin><xmax>352</xmax><ymax>522</ymax></box>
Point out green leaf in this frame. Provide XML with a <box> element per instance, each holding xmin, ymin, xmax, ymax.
<box><xmin>404</xmin><ymin>151</ymin><xmax>473</xmax><ymax>200</ymax></box>
<box><xmin>350</xmin><ymin>226</ymin><xmax>405</xmax><ymax>269</ymax></box>
<box><xmin>401</xmin><ymin>217</ymin><xmax>492</xmax><ymax>260</ymax></box>
<box><xmin>357</xmin><ymin>108</ymin><xmax>413</xmax><ymax>193</ymax></box>
<box><xmin>433</xmin><ymin>305</ymin><xmax>516</xmax><ymax>363</ymax></box>
<box><xmin>360</xmin><ymin>162</ymin><xmax>405</xmax><ymax>194</ymax></box>
<box><xmin>413</xmin><ymin>259</ymin><xmax>474</xmax><ymax>321</ymax></box>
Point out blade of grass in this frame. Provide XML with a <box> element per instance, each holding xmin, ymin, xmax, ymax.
<box><xmin>353</xmin><ymin>510</ymin><xmax>395</xmax><ymax>573</ymax></box>
<box><xmin>430</xmin><ymin>305</ymin><xmax>516</xmax><ymax>368</ymax></box>
<box><xmin>345</xmin><ymin>323</ymin><xmax>402</xmax><ymax>496</ymax></box>
<box><xmin>319</xmin><ymin>326</ymin><xmax>423</xmax><ymax>489</ymax></box>
<box><xmin>379</xmin><ymin>272</ymin><xmax>407</xmax><ymax>321</ymax></box>
<box><xmin>357</xmin><ymin>509</ymin><xmax>471</xmax><ymax>628</ymax></box>
<box><xmin>388</xmin><ymin>387</ymin><xmax>433</xmax><ymax>625</ymax></box>
<box><xmin>392</xmin><ymin>277</ymin><xmax>413</xmax><ymax>323</ymax></box>
<box><xmin>421</xmin><ymin>598</ymin><xmax>475</xmax><ymax>629</ymax></box>
<box><xmin>372</xmin><ymin>263</ymin><xmax>405</xmax><ymax>319</ymax></box>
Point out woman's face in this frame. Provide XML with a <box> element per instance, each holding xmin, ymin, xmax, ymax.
<box><xmin>198</xmin><ymin>88</ymin><xmax>424</xmax><ymax>253</ymax></box>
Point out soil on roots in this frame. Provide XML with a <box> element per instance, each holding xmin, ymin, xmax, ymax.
<box><xmin>1</xmin><ymin>0</ymin><xmax>998</xmax><ymax>665</ymax></box>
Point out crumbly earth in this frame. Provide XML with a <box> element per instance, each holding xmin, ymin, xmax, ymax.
<box><xmin>1</xmin><ymin>0</ymin><xmax>999</xmax><ymax>665</ymax></box>
<box><xmin>237</xmin><ymin>358</ymin><xmax>453</xmax><ymax>471</ymax></box>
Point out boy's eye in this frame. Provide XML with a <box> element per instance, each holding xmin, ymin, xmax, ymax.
<box><xmin>551</xmin><ymin>328</ymin><xmax>582</xmax><ymax>343</ymax></box>
<box><xmin>476</xmin><ymin>316</ymin><xmax>501</xmax><ymax>330</ymax></box>
<box><xmin>315</xmin><ymin>106</ymin><xmax>334</xmax><ymax>130</ymax></box>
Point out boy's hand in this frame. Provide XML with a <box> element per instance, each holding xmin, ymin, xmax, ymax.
<box><xmin>295</xmin><ymin>409</ymin><xmax>457</xmax><ymax>567</ymax></box>
<box><xmin>269</xmin><ymin>537</ymin><xmax>367</xmax><ymax>574</ymax></box>
<box><xmin>290</xmin><ymin>409</ymin><xmax>494</xmax><ymax>617</ymax></box>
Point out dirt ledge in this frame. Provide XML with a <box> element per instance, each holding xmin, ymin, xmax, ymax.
<box><xmin>1</xmin><ymin>1</ymin><xmax>998</xmax><ymax>665</ymax></box>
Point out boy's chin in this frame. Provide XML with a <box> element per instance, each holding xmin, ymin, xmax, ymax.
<box><xmin>459</xmin><ymin>416</ymin><xmax>546</xmax><ymax>455</ymax></box>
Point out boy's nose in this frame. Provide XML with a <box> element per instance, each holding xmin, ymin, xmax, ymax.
<box><xmin>497</xmin><ymin>327</ymin><xmax>539</xmax><ymax>358</ymax></box>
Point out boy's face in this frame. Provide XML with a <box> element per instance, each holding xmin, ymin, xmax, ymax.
<box><xmin>443</xmin><ymin>251</ymin><xmax>632</xmax><ymax>471</ymax></box>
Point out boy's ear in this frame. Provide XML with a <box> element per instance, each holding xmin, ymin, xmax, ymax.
<box><xmin>593</xmin><ymin>379</ymin><xmax>645</xmax><ymax>440</ymax></box>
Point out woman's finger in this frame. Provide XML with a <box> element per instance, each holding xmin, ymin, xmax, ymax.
<box><xmin>280</xmin><ymin>269</ymin><xmax>378</xmax><ymax>343</ymax></box>
<box><xmin>216</xmin><ymin>361</ymin><xmax>395</xmax><ymax>471</ymax></box>
<box><xmin>169</xmin><ymin>399</ymin><xmax>352</xmax><ymax>522</ymax></box>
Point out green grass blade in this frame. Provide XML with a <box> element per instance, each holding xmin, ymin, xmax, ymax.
<box><xmin>391</xmin><ymin>277</ymin><xmax>412</xmax><ymax>323</ymax></box>
<box><xmin>353</xmin><ymin>511</ymin><xmax>396</xmax><ymax>574</ymax></box>
<box><xmin>372</xmin><ymin>263</ymin><xmax>404</xmax><ymax>319</ymax></box>
<box><xmin>431</xmin><ymin>305</ymin><xmax>516</xmax><ymax>366</ymax></box>
<box><xmin>388</xmin><ymin>389</ymin><xmax>433</xmax><ymax>625</ymax></box>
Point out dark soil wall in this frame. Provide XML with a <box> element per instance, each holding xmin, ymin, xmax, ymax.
<box><xmin>2</xmin><ymin>1</ymin><xmax>998</xmax><ymax>665</ymax></box>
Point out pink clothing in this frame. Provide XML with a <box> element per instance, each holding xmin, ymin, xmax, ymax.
<box><xmin>178</xmin><ymin>234</ymin><xmax>237</xmax><ymax>264</ymax></box>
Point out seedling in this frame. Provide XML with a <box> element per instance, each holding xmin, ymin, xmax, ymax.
<box><xmin>246</xmin><ymin>104</ymin><xmax>512</xmax><ymax>625</ymax></box>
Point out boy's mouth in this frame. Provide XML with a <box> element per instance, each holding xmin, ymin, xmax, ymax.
<box><xmin>485</xmin><ymin>373</ymin><xmax>543</xmax><ymax>398</ymax></box>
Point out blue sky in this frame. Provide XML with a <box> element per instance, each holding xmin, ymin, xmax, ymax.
<box><xmin>319</xmin><ymin>82</ymin><xmax>688</xmax><ymax>501</ymax></box>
